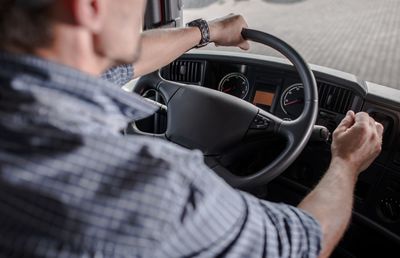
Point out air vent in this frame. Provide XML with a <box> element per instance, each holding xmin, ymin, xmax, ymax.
<box><xmin>318</xmin><ymin>82</ymin><xmax>354</xmax><ymax>114</ymax></box>
<box><xmin>162</xmin><ymin>60</ymin><xmax>203</xmax><ymax>85</ymax></box>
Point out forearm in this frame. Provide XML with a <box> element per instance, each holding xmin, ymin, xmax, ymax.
<box><xmin>298</xmin><ymin>158</ymin><xmax>358</xmax><ymax>258</ymax></box>
<box><xmin>133</xmin><ymin>27</ymin><xmax>201</xmax><ymax>78</ymax></box>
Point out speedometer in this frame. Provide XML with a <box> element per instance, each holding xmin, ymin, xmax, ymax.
<box><xmin>280</xmin><ymin>83</ymin><xmax>304</xmax><ymax>119</ymax></box>
<box><xmin>218</xmin><ymin>73</ymin><xmax>249</xmax><ymax>99</ymax></box>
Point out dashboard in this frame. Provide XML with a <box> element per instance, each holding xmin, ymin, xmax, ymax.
<box><xmin>161</xmin><ymin>52</ymin><xmax>363</xmax><ymax>133</ymax></box>
<box><xmin>158</xmin><ymin>50</ymin><xmax>400</xmax><ymax>257</ymax></box>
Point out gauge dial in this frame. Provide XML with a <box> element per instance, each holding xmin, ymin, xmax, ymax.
<box><xmin>280</xmin><ymin>83</ymin><xmax>304</xmax><ymax>119</ymax></box>
<box><xmin>218</xmin><ymin>73</ymin><xmax>249</xmax><ymax>99</ymax></box>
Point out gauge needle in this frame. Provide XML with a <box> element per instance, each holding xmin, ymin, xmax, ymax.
<box><xmin>223</xmin><ymin>87</ymin><xmax>234</xmax><ymax>93</ymax></box>
<box><xmin>285</xmin><ymin>99</ymin><xmax>303</xmax><ymax>106</ymax></box>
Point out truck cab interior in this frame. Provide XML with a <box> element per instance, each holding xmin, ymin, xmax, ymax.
<box><xmin>129</xmin><ymin>1</ymin><xmax>400</xmax><ymax>257</ymax></box>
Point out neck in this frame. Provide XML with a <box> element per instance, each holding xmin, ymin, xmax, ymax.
<box><xmin>34</xmin><ymin>24</ymin><xmax>111</xmax><ymax>76</ymax></box>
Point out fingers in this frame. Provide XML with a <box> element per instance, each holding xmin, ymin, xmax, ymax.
<box><xmin>354</xmin><ymin>112</ymin><xmax>371</xmax><ymax>126</ymax></box>
<box><xmin>352</xmin><ymin>112</ymin><xmax>384</xmax><ymax>149</ymax></box>
<box><xmin>336</xmin><ymin>110</ymin><xmax>355</xmax><ymax>131</ymax></box>
<box><xmin>208</xmin><ymin>14</ymin><xmax>249</xmax><ymax>50</ymax></box>
<box><xmin>352</xmin><ymin>112</ymin><xmax>375</xmax><ymax>136</ymax></box>
<box><xmin>372</xmin><ymin>120</ymin><xmax>384</xmax><ymax>150</ymax></box>
<box><xmin>348</xmin><ymin>112</ymin><xmax>372</xmax><ymax>136</ymax></box>
<box><xmin>375</xmin><ymin>122</ymin><xmax>384</xmax><ymax>136</ymax></box>
<box><xmin>354</xmin><ymin>112</ymin><xmax>383</xmax><ymax>136</ymax></box>
<box><xmin>336</xmin><ymin>111</ymin><xmax>384</xmax><ymax>141</ymax></box>
<box><xmin>238</xmin><ymin>15</ymin><xmax>249</xmax><ymax>50</ymax></box>
<box><xmin>370</xmin><ymin>117</ymin><xmax>384</xmax><ymax>141</ymax></box>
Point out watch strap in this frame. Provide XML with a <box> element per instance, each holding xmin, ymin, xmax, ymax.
<box><xmin>186</xmin><ymin>19</ymin><xmax>210</xmax><ymax>48</ymax></box>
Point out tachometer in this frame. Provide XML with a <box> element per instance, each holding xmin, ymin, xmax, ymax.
<box><xmin>218</xmin><ymin>73</ymin><xmax>249</xmax><ymax>99</ymax></box>
<box><xmin>280</xmin><ymin>83</ymin><xmax>304</xmax><ymax>119</ymax></box>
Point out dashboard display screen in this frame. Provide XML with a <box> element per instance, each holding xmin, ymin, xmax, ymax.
<box><xmin>253</xmin><ymin>91</ymin><xmax>275</xmax><ymax>109</ymax></box>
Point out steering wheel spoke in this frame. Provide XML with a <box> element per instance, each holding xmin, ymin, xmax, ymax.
<box><xmin>127</xmin><ymin>120</ymin><xmax>168</xmax><ymax>140</ymax></box>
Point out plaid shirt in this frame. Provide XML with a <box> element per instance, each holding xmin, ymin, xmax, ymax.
<box><xmin>0</xmin><ymin>52</ymin><xmax>322</xmax><ymax>258</ymax></box>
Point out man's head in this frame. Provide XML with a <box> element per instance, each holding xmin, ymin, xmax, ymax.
<box><xmin>0</xmin><ymin>0</ymin><xmax>147</xmax><ymax>74</ymax></box>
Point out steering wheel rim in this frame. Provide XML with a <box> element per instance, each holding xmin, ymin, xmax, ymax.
<box><xmin>134</xmin><ymin>28</ymin><xmax>318</xmax><ymax>190</ymax></box>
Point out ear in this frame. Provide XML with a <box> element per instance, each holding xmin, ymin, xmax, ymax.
<box><xmin>67</xmin><ymin>0</ymin><xmax>104</xmax><ymax>32</ymax></box>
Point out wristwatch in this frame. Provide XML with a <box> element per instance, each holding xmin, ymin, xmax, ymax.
<box><xmin>186</xmin><ymin>18</ymin><xmax>210</xmax><ymax>48</ymax></box>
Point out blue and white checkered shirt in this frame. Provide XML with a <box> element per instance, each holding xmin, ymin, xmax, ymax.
<box><xmin>0</xmin><ymin>52</ymin><xmax>322</xmax><ymax>258</ymax></box>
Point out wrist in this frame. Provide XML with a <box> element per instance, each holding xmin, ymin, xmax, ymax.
<box><xmin>208</xmin><ymin>21</ymin><xmax>220</xmax><ymax>43</ymax></box>
<box><xmin>186</xmin><ymin>26</ymin><xmax>202</xmax><ymax>47</ymax></box>
<box><xmin>186</xmin><ymin>19</ymin><xmax>210</xmax><ymax>48</ymax></box>
<box><xmin>329</xmin><ymin>157</ymin><xmax>359</xmax><ymax>181</ymax></box>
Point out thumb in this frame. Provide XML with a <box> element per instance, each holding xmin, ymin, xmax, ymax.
<box><xmin>239</xmin><ymin>40</ymin><xmax>250</xmax><ymax>51</ymax></box>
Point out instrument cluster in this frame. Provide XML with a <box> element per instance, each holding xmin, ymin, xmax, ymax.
<box><xmin>217</xmin><ymin>72</ymin><xmax>304</xmax><ymax>120</ymax></box>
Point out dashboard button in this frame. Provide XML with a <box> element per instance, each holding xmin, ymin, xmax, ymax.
<box><xmin>251</xmin><ymin>114</ymin><xmax>270</xmax><ymax>129</ymax></box>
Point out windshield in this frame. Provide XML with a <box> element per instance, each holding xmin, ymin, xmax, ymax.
<box><xmin>183</xmin><ymin>0</ymin><xmax>400</xmax><ymax>90</ymax></box>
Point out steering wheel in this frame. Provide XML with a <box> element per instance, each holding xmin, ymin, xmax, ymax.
<box><xmin>133</xmin><ymin>28</ymin><xmax>318</xmax><ymax>190</ymax></box>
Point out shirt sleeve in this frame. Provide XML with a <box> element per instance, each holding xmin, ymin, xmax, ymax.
<box><xmin>157</xmin><ymin>150</ymin><xmax>323</xmax><ymax>258</ymax></box>
<box><xmin>232</xmin><ymin>193</ymin><xmax>323</xmax><ymax>258</ymax></box>
<box><xmin>101</xmin><ymin>64</ymin><xmax>134</xmax><ymax>86</ymax></box>
<box><xmin>0</xmin><ymin>129</ymin><xmax>322</xmax><ymax>258</ymax></box>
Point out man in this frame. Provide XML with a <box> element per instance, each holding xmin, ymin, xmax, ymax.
<box><xmin>0</xmin><ymin>0</ymin><xmax>383</xmax><ymax>257</ymax></box>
